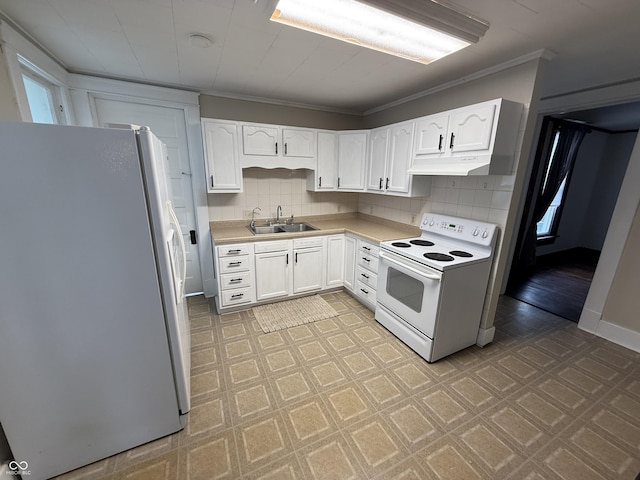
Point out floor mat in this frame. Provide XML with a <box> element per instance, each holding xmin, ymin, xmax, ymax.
<box><xmin>252</xmin><ymin>294</ymin><xmax>339</xmax><ymax>333</ymax></box>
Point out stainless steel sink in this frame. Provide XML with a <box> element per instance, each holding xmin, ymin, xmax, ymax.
<box><xmin>279</xmin><ymin>223</ymin><xmax>317</xmax><ymax>232</ymax></box>
<box><xmin>248</xmin><ymin>222</ymin><xmax>318</xmax><ymax>235</ymax></box>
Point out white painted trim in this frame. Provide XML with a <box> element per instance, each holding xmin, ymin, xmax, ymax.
<box><xmin>68</xmin><ymin>74</ymin><xmax>199</xmax><ymax>106</ymax></box>
<box><xmin>476</xmin><ymin>326</ymin><xmax>495</xmax><ymax>347</ymax></box>
<box><xmin>578</xmin><ymin>130</ymin><xmax>640</xmax><ymax>351</ymax></box>
<box><xmin>539</xmin><ymin>78</ymin><xmax>640</xmax><ymax>116</ymax></box>
<box><xmin>593</xmin><ymin>320</ymin><xmax>640</xmax><ymax>354</ymax></box>
<box><xmin>364</xmin><ymin>49</ymin><xmax>556</xmax><ymax>115</ymax></box>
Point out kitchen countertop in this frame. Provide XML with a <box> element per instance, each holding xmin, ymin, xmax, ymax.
<box><xmin>210</xmin><ymin>213</ymin><xmax>421</xmax><ymax>245</ymax></box>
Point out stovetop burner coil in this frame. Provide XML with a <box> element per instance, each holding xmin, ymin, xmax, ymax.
<box><xmin>450</xmin><ymin>250</ymin><xmax>473</xmax><ymax>258</ymax></box>
<box><xmin>424</xmin><ymin>252</ymin><xmax>454</xmax><ymax>262</ymax></box>
<box><xmin>409</xmin><ymin>239</ymin><xmax>435</xmax><ymax>247</ymax></box>
<box><xmin>391</xmin><ymin>242</ymin><xmax>411</xmax><ymax>248</ymax></box>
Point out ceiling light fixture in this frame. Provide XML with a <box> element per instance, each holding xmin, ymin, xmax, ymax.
<box><xmin>188</xmin><ymin>33</ymin><xmax>214</xmax><ymax>48</ymax></box>
<box><xmin>270</xmin><ymin>0</ymin><xmax>488</xmax><ymax>65</ymax></box>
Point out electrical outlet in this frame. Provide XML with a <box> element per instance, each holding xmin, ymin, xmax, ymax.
<box><xmin>337</xmin><ymin>205</ymin><xmax>342</xmax><ymax>213</ymax></box>
<box><xmin>410</xmin><ymin>214</ymin><xmax>416</xmax><ymax>224</ymax></box>
<box><xmin>242</xmin><ymin>210</ymin><xmax>252</xmax><ymax>220</ymax></box>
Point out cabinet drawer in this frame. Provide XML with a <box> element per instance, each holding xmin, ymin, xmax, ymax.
<box><xmin>220</xmin><ymin>272</ymin><xmax>252</xmax><ymax>290</ymax></box>
<box><xmin>356</xmin><ymin>266</ymin><xmax>377</xmax><ymax>289</ymax></box>
<box><xmin>357</xmin><ymin>253</ymin><xmax>379</xmax><ymax>273</ymax></box>
<box><xmin>356</xmin><ymin>280</ymin><xmax>376</xmax><ymax>305</ymax></box>
<box><xmin>217</xmin><ymin>244</ymin><xmax>251</xmax><ymax>257</ymax></box>
<box><xmin>254</xmin><ymin>240</ymin><xmax>290</xmax><ymax>253</ymax></box>
<box><xmin>293</xmin><ymin>237</ymin><xmax>323</xmax><ymax>249</ymax></box>
<box><xmin>359</xmin><ymin>241</ymin><xmax>379</xmax><ymax>257</ymax></box>
<box><xmin>219</xmin><ymin>255</ymin><xmax>251</xmax><ymax>274</ymax></box>
<box><xmin>220</xmin><ymin>287</ymin><xmax>253</xmax><ymax>307</ymax></box>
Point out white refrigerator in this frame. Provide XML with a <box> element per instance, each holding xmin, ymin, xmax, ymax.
<box><xmin>0</xmin><ymin>121</ymin><xmax>191</xmax><ymax>480</ymax></box>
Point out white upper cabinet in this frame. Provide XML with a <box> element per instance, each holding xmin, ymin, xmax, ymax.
<box><xmin>448</xmin><ymin>102</ymin><xmax>496</xmax><ymax>153</ymax></box>
<box><xmin>337</xmin><ymin>130</ymin><xmax>368</xmax><ymax>191</ymax></box>
<box><xmin>282</xmin><ymin>128</ymin><xmax>315</xmax><ymax>157</ymax></box>
<box><xmin>201</xmin><ymin>119</ymin><xmax>243</xmax><ymax>193</ymax></box>
<box><xmin>240</xmin><ymin>122</ymin><xmax>316</xmax><ymax>169</ymax></box>
<box><xmin>366</xmin><ymin>121</ymin><xmax>430</xmax><ymax>197</ymax></box>
<box><xmin>413</xmin><ymin>113</ymin><xmax>449</xmax><ymax>157</ymax></box>
<box><xmin>410</xmin><ymin>98</ymin><xmax>523</xmax><ymax>176</ymax></box>
<box><xmin>242</xmin><ymin>124</ymin><xmax>279</xmax><ymax>156</ymax></box>
<box><xmin>306</xmin><ymin>131</ymin><xmax>337</xmax><ymax>191</ymax></box>
<box><xmin>366</xmin><ymin>127</ymin><xmax>389</xmax><ymax>191</ymax></box>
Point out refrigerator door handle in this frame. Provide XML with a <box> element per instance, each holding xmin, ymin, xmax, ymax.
<box><xmin>167</xmin><ymin>200</ymin><xmax>187</xmax><ymax>301</ymax></box>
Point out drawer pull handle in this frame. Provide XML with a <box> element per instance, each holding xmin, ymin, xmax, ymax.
<box><xmin>360</xmin><ymin>288</ymin><xmax>369</xmax><ymax>294</ymax></box>
<box><xmin>362</xmin><ymin>257</ymin><xmax>370</xmax><ymax>262</ymax></box>
<box><xmin>229</xmin><ymin>278</ymin><xmax>242</xmax><ymax>283</ymax></box>
<box><xmin>228</xmin><ymin>249</ymin><xmax>241</xmax><ymax>254</ymax></box>
<box><xmin>228</xmin><ymin>261</ymin><xmax>242</xmax><ymax>266</ymax></box>
<box><xmin>361</xmin><ymin>273</ymin><xmax>369</xmax><ymax>279</ymax></box>
<box><xmin>231</xmin><ymin>293</ymin><xmax>244</xmax><ymax>299</ymax></box>
<box><xmin>362</xmin><ymin>246</ymin><xmax>371</xmax><ymax>251</ymax></box>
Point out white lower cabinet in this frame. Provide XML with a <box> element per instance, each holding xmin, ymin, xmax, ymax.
<box><xmin>355</xmin><ymin>239</ymin><xmax>379</xmax><ymax>308</ymax></box>
<box><xmin>215</xmin><ymin>234</ymin><xmax>379</xmax><ymax>312</ymax></box>
<box><xmin>255</xmin><ymin>240</ymin><xmax>291</xmax><ymax>301</ymax></box>
<box><xmin>293</xmin><ymin>238</ymin><xmax>324</xmax><ymax>294</ymax></box>
<box><xmin>215</xmin><ymin>243</ymin><xmax>255</xmax><ymax>311</ymax></box>
<box><xmin>325</xmin><ymin>235</ymin><xmax>345</xmax><ymax>288</ymax></box>
<box><xmin>343</xmin><ymin>235</ymin><xmax>357</xmax><ymax>291</ymax></box>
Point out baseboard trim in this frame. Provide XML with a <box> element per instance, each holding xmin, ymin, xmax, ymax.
<box><xmin>594</xmin><ymin>320</ymin><xmax>640</xmax><ymax>354</ymax></box>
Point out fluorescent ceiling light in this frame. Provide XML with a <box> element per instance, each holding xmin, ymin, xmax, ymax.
<box><xmin>270</xmin><ymin>0</ymin><xmax>488</xmax><ymax>65</ymax></box>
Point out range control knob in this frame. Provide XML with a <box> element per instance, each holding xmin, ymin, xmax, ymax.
<box><xmin>429</xmin><ymin>219</ymin><xmax>435</xmax><ymax>226</ymax></box>
<box><xmin>472</xmin><ymin>228</ymin><xmax>479</xmax><ymax>236</ymax></box>
<box><xmin>481</xmin><ymin>229</ymin><xmax>488</xmax><ymax>239</ymax></box>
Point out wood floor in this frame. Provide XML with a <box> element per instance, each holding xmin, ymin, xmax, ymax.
<box><xmin>506</xmin><ymin>247</ymin><xmax>600</xmax><ymax>322</ymax></box>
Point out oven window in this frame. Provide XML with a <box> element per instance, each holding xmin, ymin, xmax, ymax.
<box><xmin>386</xmin><ymin>267</ymin><xmax>424</xmax><ymax>313</ymax></box>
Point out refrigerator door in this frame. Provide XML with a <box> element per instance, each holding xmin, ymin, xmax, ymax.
<box><xmin>136</xmin><ymin>129</ymin><xmax>191</xmax><ymax>417</ymax></box>
<box><xmin>0</xmin><ymin>122</ymin><xmax>184</xmax><ymax>480</ymax></box>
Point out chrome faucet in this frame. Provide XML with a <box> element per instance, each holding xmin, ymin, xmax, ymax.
<box><xmin>276</xmin><ymin>205</ymin><xmax>283</xmax><ymax>223</ymax></box>
<box><xmin>250</xmin><ymin>207</ymin><xmax>261</xmax><ymax>228</ymax></box>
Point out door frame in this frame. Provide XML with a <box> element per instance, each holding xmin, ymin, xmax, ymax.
<box><xmin>68</xmin><ymin>74</ymin><xmax>215</xmax><ymax>297</ymax></box>
<box><xmin>505</xmin><ymin>79</ymin><xmax>640</xmax><ymax>352</ymax></box>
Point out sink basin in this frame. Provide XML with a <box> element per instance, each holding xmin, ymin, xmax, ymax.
<box><xmin>248</xmin><ymin>222</ymin><xmax>318</xmax><ymax>235</ymax></box>
<box><xmin>279</xmin><ymin>223</ymin><xmax>317</xmax><ymax>232</ymax></box>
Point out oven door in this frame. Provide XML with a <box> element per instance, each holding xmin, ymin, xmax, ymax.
<box><xmin>377</xmin><ymin>250</ymin><xmax>442</xmax><ymax>338</ymax></box>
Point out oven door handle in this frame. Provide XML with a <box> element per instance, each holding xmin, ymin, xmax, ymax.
<box><xmin>379</xmin><ymin>251</ymin><xmax>441</xmax><ymax>281</ymax></box>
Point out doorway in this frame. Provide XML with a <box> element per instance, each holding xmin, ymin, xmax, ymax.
<box><xmin>93</xmin><ymin>98</ymin><xmax>204</xmax><ymax>295</ymax></box>
<box><xmin>507</xmin><ymin>114</ymin><xmax>637</xmax><ymax>322</ymax></box>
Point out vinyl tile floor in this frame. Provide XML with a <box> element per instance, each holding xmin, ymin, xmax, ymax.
<box><xmin>56</xmin><ymin>291</ymin><xmax>640</xmax><ymax>480</ymax></box>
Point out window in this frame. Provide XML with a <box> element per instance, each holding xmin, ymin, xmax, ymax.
<box><xmin>21</xmin><ymin>69</ymin><xmax>63</xmax><ymax>124</ymax></box>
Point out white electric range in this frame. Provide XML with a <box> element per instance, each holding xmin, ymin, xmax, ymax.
<box><xmin>376</xmin><ymin>213</ymin><xmax>499</xmax><ymax>362</ymax></box>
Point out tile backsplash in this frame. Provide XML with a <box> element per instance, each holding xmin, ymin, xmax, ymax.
<box><xmin>208</xmin><ymin>169</ymin><xmax>515</xmax><ymax>231</ymax></box>
<box><xmin>207</xmin><ymin>168</ymin><xmax>358</xmax><ymax>222</ymax></box>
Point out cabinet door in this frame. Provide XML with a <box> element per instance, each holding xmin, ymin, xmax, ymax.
<box><xmin>325</xmin><ymin>235</ymin><xmax>344</xmax><ymax>287</ymax></box>
<box><xmin>337</xmin><ymin>131</ymin><xmax>367</xmax><ymax>191</ymax></box>
<box><xmin>366</xmin><ymin>127</ymin><xmax>388</xmax><ymax>191</ymax></box>
<box><xmin>413</xmin><ymin>113</ymin><xmax>449</xmax><ymax>156</ymax></box>
<box><xmin>255</xmin><ymin>250</ymin><xmax>290</xmax><ymax>301</ymax></box>
<box><xmin>242</xmin><ymin>124</ymin><xmax>279</xmax><ymax>156</ymax></box>
<box><xmin>448</xmin><ymin>102</ymin><xmax>497</xmax><ymax>153</ymax></box>
<box><xmin>293</xmin><ymin>247</ymin><xmax>323</xmax><ymax>294</ymax></box>
<box><xmin>343</xmin><ymin>236</ymin><xmax>356</xmax><ymax>291</ymax></box>
<box><xmin>315</xmin><ymin>131</ymin><xmax>337</xmax><ymax>189</ymax></box>
<box><xmin>282</xmin><ymin>128</ymin><xmax>315</xmax><ymax>158</ymax></box>
<box><xmin>386</xmin><ymin>122</ymin><xmax>414</xmax><ymax>194</ymax></box>
<box><xmin>202</xmin><ymin>120</ymin><xmax>242</xmax><ymax>192</ymax></box>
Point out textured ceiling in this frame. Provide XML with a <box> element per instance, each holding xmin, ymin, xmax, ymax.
<box><xmin>1</xmin><ymin>0</ymin><xmax>640</xmax><ymax>127</ymax></box>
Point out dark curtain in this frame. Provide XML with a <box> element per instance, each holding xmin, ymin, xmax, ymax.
<box><xmin>518</xmin><ymin>117</ymin><xmax>590</xmax><ymax>269</ymax></box>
